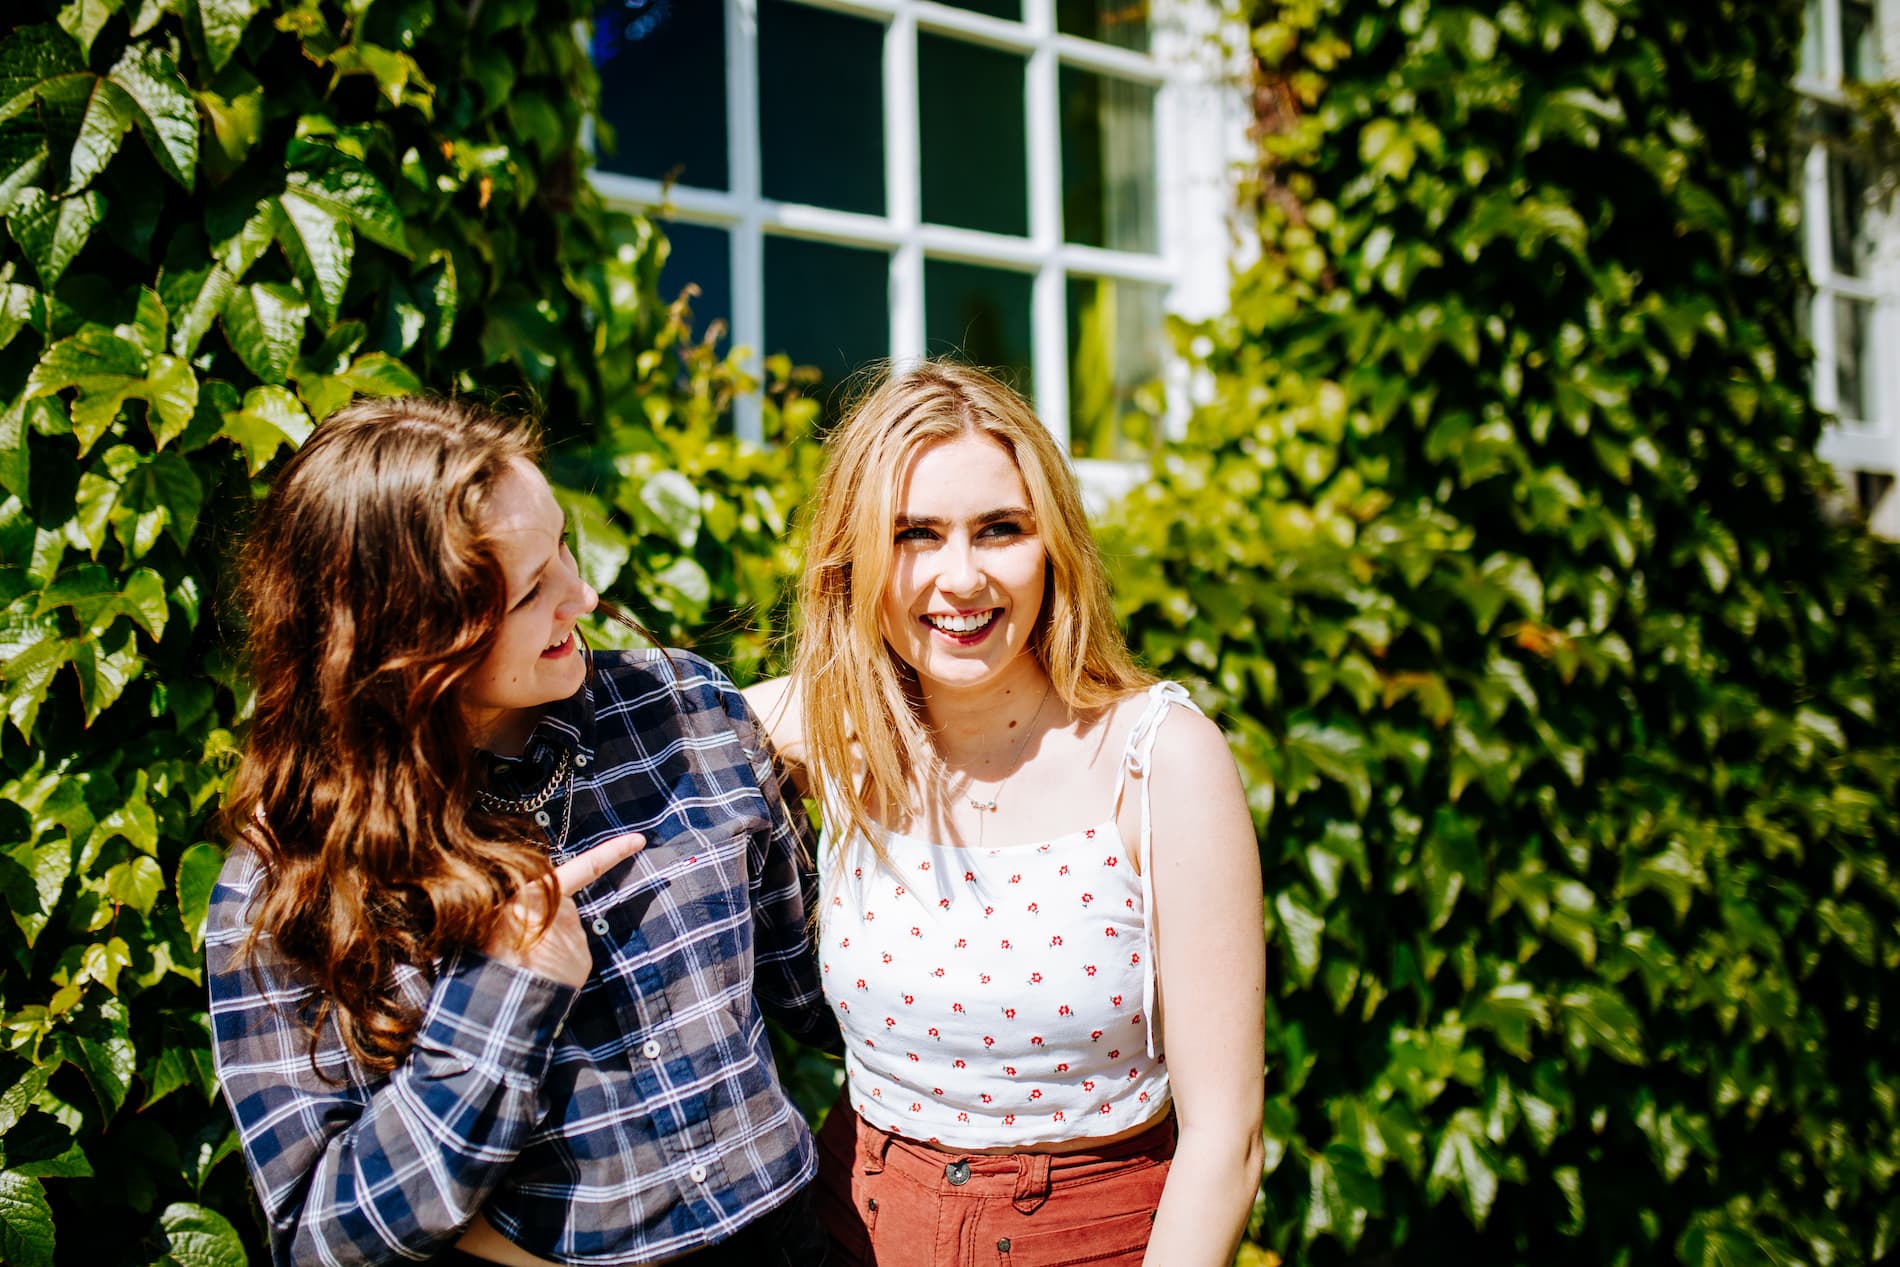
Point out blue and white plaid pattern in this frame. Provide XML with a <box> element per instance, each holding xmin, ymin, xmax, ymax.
<box><xmin>208</xmin><ymin>649</ymin><xmax>836</xmax><ymax>1266</ymax></box>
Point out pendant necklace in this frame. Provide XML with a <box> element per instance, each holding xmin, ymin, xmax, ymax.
<box><xmin>476</xmin><ymin>747</ymin><xmax>574</xmax><ymax>857</ymax></box>
<box><xmin>963</xmin><ymin>680</ymin><xmax>1053</xmax><ymax>816</ymax></box>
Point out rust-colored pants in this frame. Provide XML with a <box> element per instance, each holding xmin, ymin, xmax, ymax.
<box><xmin>814</xmin><ymin>1096</ymin><xmax>1174</xmax><ymax>1267</ymax></box>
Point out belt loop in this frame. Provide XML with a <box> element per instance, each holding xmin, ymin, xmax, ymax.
<box><xmin>1011</xmin><ymin>1152</ymin><xmax>1051</xmax><ymax>1214</ymax></box>
<box><xmin>857</xmin><ymin>1117</ymin><xmax>892</xmax><ymax>1176</ymax></box>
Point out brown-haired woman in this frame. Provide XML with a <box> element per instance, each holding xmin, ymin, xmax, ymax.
<box><xmin>208</xmin><ymin>396</ymin><xmax>835</xmax><ymax>1267</ymax></box>
<box><xmin>746</xmin><ymin>361</ymin><xmax>1266</xmax><ymax>1266</ymax></box>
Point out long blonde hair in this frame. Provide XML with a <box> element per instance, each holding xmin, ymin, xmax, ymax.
<box><xmin>791</xmin><ymin>360</ymin><xmax>1152</xmax><ymax>858</ymax></box>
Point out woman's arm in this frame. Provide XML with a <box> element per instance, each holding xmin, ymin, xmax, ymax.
<box><xmin>741</xmin><ymin>675</ymin><xmax>810</xmax><ymax>799</ymax></box>
<box><xmin>1141</xmin><ymin>707</ymin><xmax>1267</xmax><ymax>1267</ymax></box>
<box><xmin>208</xmin><ymin>836</ymin><xmax>640</xmax><ymax>1266</ymax></box>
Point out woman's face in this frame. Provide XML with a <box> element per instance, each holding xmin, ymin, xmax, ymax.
<box><xmin>877</xmin><ymin>431</ymin><xmax>1048</xmax><ymax>696</ymax></box>
<box><xmin>460</xmin><ymin>460</ymin><xmax>597</xmax><ymax>752</ymax></box>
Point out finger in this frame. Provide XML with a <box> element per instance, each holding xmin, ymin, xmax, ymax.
<box><xmin>553</xmin><ymin>832</ymin><xmax>646</xmax><ymax>897</ymax></box>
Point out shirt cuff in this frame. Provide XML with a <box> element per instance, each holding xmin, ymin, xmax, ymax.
<box><xmin>415</xmin><ymin>949</ymin><xmax>579</xmax><ymax>1088</ymax></box>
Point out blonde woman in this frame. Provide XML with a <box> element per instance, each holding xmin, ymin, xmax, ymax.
<box><xmin>746</xmin><ymin>361</ymin><xmax>1264</xmax><ymax>1267</ymax></box>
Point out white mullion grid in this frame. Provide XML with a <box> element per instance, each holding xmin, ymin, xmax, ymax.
<box><xmin>727</xmin><ymin>0</ymin><xmax>766</xmax><ymax>444</ymax></box>
<box><xmin>1024</xmin><ymin>0</ymin><xmax>1069</xmax><ymax>444</ymax></box>
<box><xmin>887</xmin><ymin>6</ymin><xmax>925</xmax><ymax>361</ymax></box>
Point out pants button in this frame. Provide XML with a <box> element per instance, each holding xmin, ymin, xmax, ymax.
<box><xmin>945</xmin><ymin>1160</ymin><xmax>971</xmax><ymax>1186</ymax></box>
<box><xmin>997</xmin><ymin>1238</ymin><xmax>1011</xmax><ymax>1252</ymax></box>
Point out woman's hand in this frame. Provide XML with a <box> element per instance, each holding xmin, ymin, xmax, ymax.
<box><xmin>484</xmin><ymin>833</ymin><xmax>645</xmax><ymax>988</ymax></box>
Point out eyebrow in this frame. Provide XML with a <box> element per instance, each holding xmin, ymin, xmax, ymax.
<box><xmin>894</xmin><ymin>507</ymin><xmax>1033</xmax><ymax>530</ymax></box>
<box><xmin>509</xmin><ymin>515</ymin><xmax>568</xmax><ymax>608</ymax></box>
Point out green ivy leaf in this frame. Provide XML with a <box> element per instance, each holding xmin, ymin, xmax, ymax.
<box><xmin>275</xmin><ymin>189</ymin><xmax>353</xmax><ymax>327</ymax></box>
<box><xmin>1425</xmin><ymin>1108</ymin><xmax>1500</xmax><ymax>1229</ymax></box>
<box><xmin>151</xmin><ymin>1202</ymin><xmax>246</xmax><ymax>1267</ymax></box>
<box><xmin>0</xmin><ymin>27</ymin><xmax>86</xmax><ymax>126</ymax></box>
<box><xmin>283</xmin><ymin>137</ymin><xmax>408</xmax><ymax>255</ymax></box>
<box><xmin>57</xmin><ymin>0</ymin><xmax>121</xmax><ymax>57</ymax></box>
<box><xmin>222</xmin><ymin>281</ymin><xmax>308</xmax><ymax>385</ymax></box>
<box><xmin>1274</xmin><ymin>888</ymin><xmax>1326</xmax><ymax>986</ymax></box>
<box><xmin>71</xmin><ymin>632</ymin><xmax>142</xmax><ymax>722</ymax></box>
<box><xmin>157</xmin><ymin>234</ymin><xmax>237</xmax><ymax>360</ymax></box>
<box><xmin>0</xmin><ymin>1170</ymin><xmax>56</xmax><ymax>1267</ymax></box>
<box><xmin>190</xmin><ymin>0</ymin><xmax>262</xmax><ymax>75</ymax></box>
<box><xmin>104</xmin><ymin>854</ymin><xmax>163</xmax><ymax>914</ymax></box>
<box><xmin>3</xmin><ymin>837</ymin><xmax>70</xmax><ymax>946</ymax></box>
<box><xmin>1558</xmin><ymin>986</ymin><xmax>1646</xmax><ymax>1066</ymax></box>
<box><xmin>7</xmin><ymin>186</ymin><xmax>106</xmax><ymax>288</ymax></box>
<box><xmin>639</xmin><ymin>470</ymin><xmax>702</xmax><ymax>548</ymax></box>
<box><xmin>113</xmin><ymin>449</ymin><xmax>204</xmax><ymax>554</ymax></box>
<box><xmin>100</xmin><ymin>44</ymin><xmax>197</xmax><ymax>191</ymax></box>
<box><xmin>174</xmin><ymin>841</ymin><xmax>222</xmax><ymax>951</ymax></box>
<box><xmin>218</xmin><ymin>384</ymin><xmax>311</xmax><ymax>474</ymax></box>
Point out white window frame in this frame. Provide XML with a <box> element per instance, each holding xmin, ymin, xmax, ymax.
<box><xmin>588</xmin><ymin>0</ymin><xmax>1249</xmax><ymax>484</ymax></box>
<box><xmin>1800</xmin><ymin>0</ymin><xmax>1900</xmax><ymax>530</ymax></box>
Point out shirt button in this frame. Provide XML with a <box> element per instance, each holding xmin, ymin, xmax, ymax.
<box><xmin>642</xmin><ymin>1040</ymin><xmax>661</xmax><ymax>1059</ymax></box>
<box><xmin>688</xmin><ymin>1163</ymin><xmax>708</xmax><ymax>1184</ymax></box>
<box><xmin>574</xmin><ymin>753</ymin><xmax>590</xmax><ymax>768</ymax></box>
<box><xmin>590</xmin><ymin>917</ymin><xmax>610</xmax><ymax>935</ymax></box>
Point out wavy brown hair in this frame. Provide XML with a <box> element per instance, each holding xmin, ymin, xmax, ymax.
<box><xmin>792</xmin><ymin>360</ymin><xmax>1153</xmax><ymax>864</ymax></box>
<box><xmin>222</xmin><ymin>396</ymin><xmax>557</xmax><ymax>1071</ymax></box>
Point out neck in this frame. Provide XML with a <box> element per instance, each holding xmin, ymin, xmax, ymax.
<box><xmin>918</xmin><ymin>658</ymin><xmax>1054</xmax><ymax>769</ymax></box>
<box><xmin>470</xmin><ymin>705</ymin><xmax>537</xmax><ymax>758</ymax></box>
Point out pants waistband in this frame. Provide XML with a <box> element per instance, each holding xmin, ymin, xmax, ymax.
<box><xmin>850</xmin><ymin>1111</ymin><xmax>1176</xmax><ymax>1215</ymax></box>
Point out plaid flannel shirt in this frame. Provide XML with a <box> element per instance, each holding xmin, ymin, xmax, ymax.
<box><xmin>207</xmin><ymin>649</ymin><xmax>838</xmax><ymax>1267</ymax></box>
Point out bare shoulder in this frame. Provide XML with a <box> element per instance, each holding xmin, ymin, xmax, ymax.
<box><xmin>741</xmin><ymin>675</ymin><xmax>803</xmax><ymax>747</ymax></box>
<box><xmin>1145</xmin><ymin>692</ymin><xmax>1250</xmax><ymax>835</ymax></box>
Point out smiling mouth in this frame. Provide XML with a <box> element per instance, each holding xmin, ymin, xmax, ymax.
<box><xmin>923</xmin><ymin>609</ymin><xmax>999</xmax><ymax>637</ymax></box>
<box><xmin>542</xmin><ymin>631</ymin><xmax>575</xmax><ymax>658</ymax></box>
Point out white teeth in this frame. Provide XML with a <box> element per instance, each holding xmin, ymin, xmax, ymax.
<box><xmin>926</xmin><ymin>611</ymin><xmax>997</xmax><ymax>634</ymax></box>
<box><xmin>546</xmin><ymin>632</ymin><xmax>569</xmax><ymax>651</ymax></box>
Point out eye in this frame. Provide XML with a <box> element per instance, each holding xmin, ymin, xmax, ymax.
<box><xmin>979</xmin><ymin>521</ymin><xmax>1025</xmax><ymax>539</ymax></box>
<box><xmin>511</xmin><ymin>581</ymin><xmax>542</xmax><ymax>612</ymax></box>
<box><xmin>895</xmin><ymin>525</ymin><xmax>937</xmax><ymax>543</ymax></box>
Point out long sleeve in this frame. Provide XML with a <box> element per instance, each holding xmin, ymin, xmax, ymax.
<box><xmin>206</xmin><ymin>853</ymin><xmax>578</xmax><ymax>1267</ymax></box>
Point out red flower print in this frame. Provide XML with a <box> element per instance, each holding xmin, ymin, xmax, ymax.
<box><xmin>865</xmin><ymin>911</ymin><xmax>877</xmax><ymax>921</ymax></box>
<box><xmin>1053</xmin><ymin>1111</ymin><xmax>1066</xmax><ymax>1122</ymax></box>
<box><xmin>871</xmin><ymin>1087</ymin><xmax>881</xmax><ymax>1096</ymax></box>
<box><xmin>1083</xmin><ymin>1079</ymin><xmax>1096</xmax><ymax>1091</ymax></box>
<box><xmin>1027</xmin><ymin>902</ymin><xmax>1040</xmax><ymax>914</ymax></box>
<box><xmin>1001</xmin><ymin>939</ymin><xmax>1012</xmax><ymax>950</ymax></box>
<box><xmin>1055</xmin><ymin>1062</ymin><xmax>1069</xmax><ymax>1072</ymax></box>
<box><xmin>1109</xmin><ymin>1049</ymin><xmax>1121</xmax><ymax>1059</ymax></box>
<box><xmin>1129</xmin><ymin>1068</ymin><xmax>1139</xmax><ymax>1078</ymax></box>
<box><xmin>911</xmin><ymin>1103</ymin><xmax>922</xmax><ymax>1113</ymax></box>
<box><xmin>908</xmin><ymin>1052</ymin><xmax>920</xmax><ymax>1062</ymax></box>
<box><xmin>1104</xmin><ymin>856</ymin><xmax>1118</xmax><ymax>867</ymax></box>
<box><xmin>1126</xmin><ymin>897</ymin><xmax>1135</xmax><ymax>909</ymax></box>
<box><xmin>1058</xmin><ymin>1005</ymin><xmax>1073</xmax><ymax>1017</ymax></box>
<box><xmin>1004</xmin><ymin>1114</ymin><xmax>1016</xmax><ymax>1125</ymax></box>
<box><xmin>882</xmin><ymin>953</ymin><xmax>893</xmax><ymax>964</ymax></box>
<box><xmin>1029</xmin><ymin>1089</ymin><xmax>1043</xmax><ymax>1100</ymax></box>
<box><xmin>856</xmin><ymin>979</ymin><xmax>867</xmax><ymax>991</ymax></box>
<box><xmin>980</xmin><ymin>974</ymin><xmax>992</xmax><ymax>984</ymax></box>
<box><xmin>933</xmin><ymin>968</ymin><xmax>946</xmax><ymax>977</ymax></box>
<box><xmin>1085</xmin><ymin>829</ymin><xmax>1097</xmax><ymax>839</ymax></box>
<box><xmin>957</xmin><ymin>1112</ymin><xmax>969</xmax><ymax>1122</ymax></box>
<box><xmin>831</xmin><ymin>896</ymin><xmax>842</xmax><ymax>907</ymax></box>
<box><xmin>1082</xmin><ymin>893</ymin><xmax>1094</xmax><ymax>904</ymax></box>
<box><xmin>928</xmin><ymin>1027</ymin><xmax>940</xmax><ymax>1038</ymax></box>
<box><xmin>894</xmin><ymin>885</ymin><xmax>906</xmax><ymax>897</ymax></box>
<box><xmin>854</xmin><ymin>867</ymin><xmax>863</xmax><ymax>878</ymax></box>
<box><xmin>911</xmin><ymin>927</ymin><xmax>922</xmax><ymax>937</ymax></box>
<box><xmin>1091</xmin><ymin>1030</ymin><xmax>1104</xmax><ymax>1042</ymax></box>
<box><xmin>1059</xmin><ymin>865</ymin><xmax>1070</xmax><ymax>876</ymax></box>
<box><xmin>964</xmin><ymin>871</ymin><xmax>976</xmax><ymax>882</ymax></box>
<box><xmin>983</xmin><ymin>906</ymin><xmax>994</xmax><ymax>917</ymax></box>
<box><xmin>952</xmin><ymin>1003</ymin><xmax>965</xmax><ymax>1014</ymax></box>
<box><xmin>823</xmin><ymin>964</ymin><xmax>830</xmax><ymax>974</ymax></box>
<box><xmin>920</xmin><ymin>861</ymin><xmax>931</xmax><ymax>871</ymax></box>
<box><xmin>1100</xmin><ymin>1104</ymin><xmax>1112</xmax><ymax>1115</ymax></box>
<box><xmin>1105</xmin><ymin>928</ymin><xmax>1119</xmax><ymax>938</ymax></box>
<box><xmin>1132</xmin><ymin>1014</ymin><xmax>1143</xmax><ymax>1025</ymax></box>
<box><xmin>884</xmin><ymin>1017</ymin><xmax>896</xmax><ymax>1028</ymax></box>
<box><xmin>1005</xmin><ymin>1067</ymin><xmax>1017</xmax><ymax>1076</ymax></box>
<box><xmin>983</xmin><ymin>1036</ymin><xmax>996</xmax><ymax>1047</ymax></box>
<box><xmin>1009</xmin><ymin>874</ymin><xmax>1022</xmax><ymax>884</ymax></box>
<box><xmin>1030</xmin><ymin>972</ymin><xmax>1043</xmax><ymax>984</ymax></box>
<box><xmin>1138</xmin><ymin>1091</ymin><xmax>1150</xmax><ymax>1103</ymax></box>
<box><xmin>1004</xmin><ymin>1008</ymin><xmax>1017</xmax><ymax>1019</ymax></box>
<box><xmin>939</xmin><ymin>899</ymin><xmax>951</xmax><ymax>910</ymax></box>
<box><xmin>1050</xmin><ymin>936</ymin><xmax>1063</xmax><ymax>947</ymax></box>
<box><xmin>981</xmin><ymin>1093</ymin><xmax>993</xmax><ymax>1103</ymax></box>
<box><xmin>1030</xmin><ymin>1035</ymin><xmax>1045</xmax><ymax>1046</ymax></box>
<box><xmin>839</xmin><ymin>1001</ymin><xmax>849</xmax><ymax>1012</ymax></box>
<box><xmin>1112</xmin><ymin>995</ymin><xmax>1123</xmax><ymax>1007</ymax></box>
<box><xmin>903</xmin><ymin>994</ymin><xmax>915</xmax><ymax>1005</ymax></box>
<box><xmin>954</xmin><ymin>1058</ymin><xmax>966</xmax><ymax>1069</ymax></box>
<box><xmin>1085</xmin><ymin>965</ymin><xmax>1097</xmax><ymax>977</ymax></box>
<box><xmin>840</xmin><ymin>938</ymin><xmax>851</xmax><ymax>948</ymax></box>
<box><xmin>1130</xmin><ymin>952</ymin><xmax>1142</xmax><ymax>965</ymax></box>
<box><xmin>956</xmin><ymin>938</ymin><xmax>968</xmax><ymax>949</ymax></box>
<box><xmin>867</xmin><ymin>1039</ymin><xmax>876</xmax><ymax>1048</ymax></box>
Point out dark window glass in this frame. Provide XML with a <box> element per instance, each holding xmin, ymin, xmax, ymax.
<box><xmin>1836</xmin><ymin>295</ymin><xmax>1874</xmax><ymax>423</ymax></box>
<box><xmin>1828</xmin><ymin>151</ymin><xmax>1872</xmax><ymax>277</ymax></box>
<box><xmin>936</xmin><ymin>0</ymin><xmax>1020</xmax><ymax>19</ymax></box>
<box><xmin>760</xmin><ymin>0</ymin><xmax>885</xmax><ymax>214</ymax></box>
<box><xmin>658</xmin><ymin>221</ymin><xmax>731</xmax><ymax>350</ymax></box>
<box><xmin>919</xmin><ymin>36</ymin><xmax>1028</xmax><ymax>237</ymax></box>
<box><xmin>594</xmin><ymin>0</ymin><xmax>727</xmax><ymax>190</ymax></box>
<box><xmin>765</xmin><ymin>236</ymin><xmax>890</xmax><ymax>395</ymax></box>
<box><xmin>1067</xmin><ymin>275</ymin><xmax>1164</xmax><ymax>459</ymax></box>
<box><xmin>1060</xmin><ymin>67</ymin><xmax>1157</xmax><ymax>252</ymax></box>
<box><xmin>1843</xmin><ymin>0</ymin><xmax>1878</xmax><ymax>81</ymax></box>
<box><xmin>1057</xmin><ymin>0</ymin><xmax>1150</xmax><ymax>51</ymax></box>
<box><xmin>924</xmin><ymin>259</ymin><xmax>1033</xmax><ymax>392</ymax></box>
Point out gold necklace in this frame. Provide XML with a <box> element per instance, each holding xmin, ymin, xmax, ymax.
<box><xmin>964</xmin><ymin>681</ymin><xmax>1052</xmax><ymax>814</ymax></box>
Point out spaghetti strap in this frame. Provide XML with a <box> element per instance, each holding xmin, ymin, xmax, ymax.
<box><xmin>1107</xmin><ymin>681</ymin><xmax>1200</xmax><ymax>1059</ymax></box>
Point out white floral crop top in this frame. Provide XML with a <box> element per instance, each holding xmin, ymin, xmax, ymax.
<box><xmin>818</xmin><ymin>682</ymin><xmax>1195</xmax><ymax>1148</ymax></box>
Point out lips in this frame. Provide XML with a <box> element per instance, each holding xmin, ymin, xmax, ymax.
<box><xmin>541</xmin><ymin>631</ymin><xmax>575</xmax><ymax>658</ymax></box>
<box><xmin>923</xmin><ymin>609</ymin><xmax>999</xmax><ymax>639</ymax></box>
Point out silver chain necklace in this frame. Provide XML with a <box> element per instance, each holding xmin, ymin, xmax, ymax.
<box><xmin>476</xmin><ymin>748</ymin><xmax>574</xmax><ymax>856</ymax></box>
<box><xmin>964</xmin><ymin>681</ymin><xmax>1052</xmax><ymax>814</ymax></box>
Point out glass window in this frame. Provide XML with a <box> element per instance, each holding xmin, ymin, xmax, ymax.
<box><xmin>925</xmin><ymin>259</ymin><xmax>1034</xmax><ymax>391</ymax></box>
<box><xmin>1058</xmin><ymin>0</ymin><xmax>1150</xmax><ymax>51</ymax></box>
<box><xmin>919</xmin><ymin>35</ymin><xmax>1029</xmax><ymax>237</ymax></box>
<box><xmin>759</xmin><ymin>0</ymin><xmax>885</xmax><ymax>215</ymax></box>
<box><xmin>937</xmin><ymin>0</ymin><xmax>1020</xmax><ymax>20</ymax></box>
<box><xmin>658</xmin><ymin>221</ymin><xmax>732</xmax><ymax>349</ymax></box>
<box><xmin>764</xmin><ymin>236</ymin><xmax>891</xmax><ymax>392</ymax></box>
<box><xmin>1060</xmin><ymin>68</ymin><xmax>1158</xmax><ymax>252</ymax></box>
<box><xmin>1843</xmin><ymin>0</ymin><xmax>1878</xmax><ymax>82</ymax></box>
<box><xmin>594</xmin><ymin>0</ymin><xmax>727</xmax><ymax>190</ymax></box>
<box><xmin>1835</xmin><ymin>295</ymin><xmax>1875</xmax><ymax>423</ymax></box>
<box><xmin>1827</xmin><ymin>151</ymin><xmax>1872</xmax><ymax>278</ymax></box>
<box><xmin>1067</xmin><ymin>276</ymin><xmax>1165</xmax><ymax>460</ymax></box>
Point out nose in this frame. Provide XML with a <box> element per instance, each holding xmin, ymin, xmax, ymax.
<box><xmin>936</xmin><ymin>535</ymin><xmax>984</xmax><ymax>598</ymax></box>
<box><xmin>555</xmin><ymin>554</ymin><xmax>597</xmax><ymax>620</ymax></box>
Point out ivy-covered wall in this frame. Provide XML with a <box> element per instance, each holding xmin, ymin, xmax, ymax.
<box><xmin>0</xmin><ymin>1</ymin><xmax>816</xmax><ymax>1262</ymax></box>
<box><xmin>1104</xmin><ymin>0</ymin><xmax>1900</xmax><ymax>1263</ymax></box>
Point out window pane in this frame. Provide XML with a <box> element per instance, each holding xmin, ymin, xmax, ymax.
<box><xmin>765</xmin><ymin>236</ymin><xmax>890</xmax><ymax>392</ymax></box>
<box><xmin>920</xmin><ymin>36</ymin><xmax>1028</xmax><ymax>237</ymax></box>
<box><xmin>594</xmin><ymin>0</ymin><xmax>727</xmax><ymax>190</ymax></box>
<box><xmin>1835</xmin><ymin>295</ymin><xmax>1876</xmax><ymax>424</ymax></box>
<box><xmin>1828</xmin><ymin>151</ymin><xmax>1873</xmax><ymax>278</ymax></box>
<box><xmin>924</xmin><ymin>259</ymin><xmax>1033</xmax><ymax>392</ymax></box>
<box><xmin>1058</xmin><ymin>0</ymin><xmax>1150</xmax><ymax>51</ymax></box>
<box><xmin>1067</xmin><ymin>276</ymin><xmax>1165</xmax><ymax>460</ymax></box>
<box><xmin>1060</xmin><ymin>68</ymin><xmax>1158</xmax><ymax>252</ymax></box>
<box><xmin>659</xmin><ymin>221</ymin><xmax>731</xmax><ymax>350</ymax></box>
<box><xmin>1801</xmin><ymin>0</ymin><xmax>1825</xmax><ymax>78</ymax></box>
<box><xmin>1843</xmin><ymin>0</ymin><xmax>1878</xmax><ymax>82</ymax></box>
<box><xmin>760</xmin><ymin>0</ymin><xmax>885</xmax><ymax>214</ymax></box>
<box><xmin>936</xmin><ymin>0</ymin><xmax>1020</xmax><ymax>19</ymax></box>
